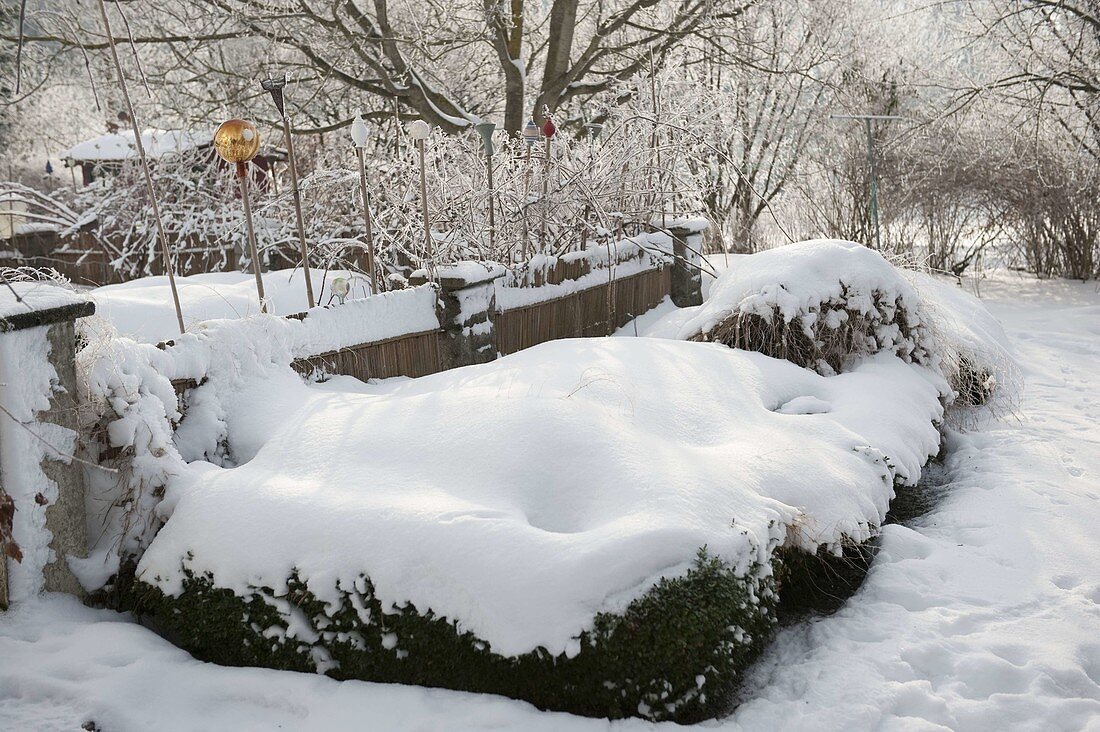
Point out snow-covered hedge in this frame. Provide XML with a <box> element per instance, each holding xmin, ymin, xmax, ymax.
<box><xmin>135</xmin><ymin>549</ymin><xmax>775</xmax><ymax>723</ymax></box>
<box><xmin>127</xmin><ymin>338</ymin><xmax>944</xmax><ymax>721</ymax></box>
<box><xmin>73</xmin><ymin>285</ymin><xmax>440</xmax><ymax>588</ymax></box>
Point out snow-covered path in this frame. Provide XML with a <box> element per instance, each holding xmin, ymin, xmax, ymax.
<box><xmin>1</xmin><ymin>273</ymin><xmax>1098</xmax><ymax>731</ymax></box>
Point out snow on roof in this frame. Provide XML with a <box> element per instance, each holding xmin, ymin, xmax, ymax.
<box><xmin>61</xmin><ymin>129</ymin><xmax>208</xmax><ymax>163</ymax></box>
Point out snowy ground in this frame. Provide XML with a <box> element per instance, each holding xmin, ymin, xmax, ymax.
<box><xmin>2</xmin><ymin>271</ymin><xmax>1098</xmax><ymax>731</ymax></box>
<box><xmin>90</xmin><ymin>268</ymin><xmax>371</xmax><ymax>344</ymax></box>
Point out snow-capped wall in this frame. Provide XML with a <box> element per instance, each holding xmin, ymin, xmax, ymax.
<box><xmin>0</xmin><ymin>283</ymin><xmax>94</xmax><ymax>604</ymax></box>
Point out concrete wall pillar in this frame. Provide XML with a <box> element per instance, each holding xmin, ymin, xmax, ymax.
<box><xmin>411</xmin><ymin>264</ymin><xmax>505</xmax><ymax>371</ymax></box>
<box><xmin>669</xmin><ymin>225</ymin><xmax>704</xmax><ymax>307</ymax></box>
<box><xmin>0</xmin><ymin>291</ymin><xmax>95</xmax><ymax>608</ymax></box>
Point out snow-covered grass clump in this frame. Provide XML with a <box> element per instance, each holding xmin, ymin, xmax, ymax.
<box><xmin>130</xmin><ymin>337</ymin><xmax>943</xmax><ymax>721</ymax></box>
<box><xmin>901</xmin><ymin>270</ymin><xmax>1020</xmax><ymax>410</ymax></box>
<box><xmin>674</xmin><ymin>240</ymin><xmax>1016</xmax><ymax>408</ymax></box>
<box><xmin>678</xmin><ymin>240</ymin><xmax>935</xmax><ymax>377</ymax></box>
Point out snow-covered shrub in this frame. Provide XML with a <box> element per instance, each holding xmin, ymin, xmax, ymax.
<box><xmin>72</xmin><ymin>315</ymin><xmax>188</xmax><ymax>592</ymax></box>
<box><xmin>679</xmin><ymin>240</ymin><xmax>936</xmax><ymax>376</ymax></box>
<box><xmin>125</xmin><ymin>338</ymin><xmax>943</xmax><ymax>720</ymax></box>
<box><xmin>133</xmin><ymin>549</ymin><xmax>775</xmax><ymax>723</ymax></box>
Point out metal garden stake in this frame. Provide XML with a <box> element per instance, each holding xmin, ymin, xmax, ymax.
<box><xmin>351</xmin><ymin>112</ymin><xmax>381</xmax><ymax>293</ymax></box>
<box><xmin>94</xmin><ymin>0</ymin><xmax>185</xmax><ymax>333</ymax></box>
<box><xmin>475</xmin><ymin>121</ymin><xmax>497</xmax><ymax>253</ymax></box>
<box><xmin>521</xmin><ymin>119</ymin><xmax>539</xmax><ymax>261</ymax></box>
<box><xmin>408</xmin><ymin>120</ymin><xmax>432</xmax><ymax>275</ymax></box>
<box><xmin>214</xmin><ymin>119</ymin><xmax>268</xmax><ymax>313</ymax></box>
<box><xmin>540</xmin><ymin>111</ymin><xmax>556</xmax><ymax>253</ymax></box>
<box><xmin>262</xmin><ymin>74</ymin><xmax>315</xmax><ymax>308</ymax></box>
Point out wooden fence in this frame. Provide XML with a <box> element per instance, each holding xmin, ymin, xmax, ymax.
<box><xmin>276</xmin><ymin>262</ymin><xmax>672</xmax><ymax>385</ymax></box>
<box><xmin>0</xmin><ymin>230</ymin><xmax>239</xmax><ymax>286</ymax></box>
<box><xmin>291</xmin><ymin>328</ymin><xmax>442</xmax><ymax>383</ymax></box>
<box><xmin>496</xmin><ymin>267</ymin><xmax>670</xmax><ymax>355</ymax></box>
<box><xmin>150</xmin><ymin>225</ymin><xmax>701</xmax><ymax>421</ymax></box>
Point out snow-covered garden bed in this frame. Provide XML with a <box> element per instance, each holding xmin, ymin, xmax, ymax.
<box><xmin>125</xmin><ymin>336</ymin><xmax>944</xmax><ymax>721</ymax></box>
<box><xmin>56</xmin><ymin>239</ymin><xmax>1017</xmax><ymax>722</ymax></box>
<box><xmin>90</xmin><ymin>268</ymin><xmax>378</xmax><ymax>344</ymax></box>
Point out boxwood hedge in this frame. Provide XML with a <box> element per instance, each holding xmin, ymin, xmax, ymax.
<box><xmin>129</xmin><ymin>548</ymin><xmax>777</xmax><ymax>723</ymax></box>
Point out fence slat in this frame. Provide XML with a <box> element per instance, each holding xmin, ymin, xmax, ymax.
<box><xmin>495</xmin><ymin>267</ymin><xmax>669</xmax><ymax>355</ymax></box>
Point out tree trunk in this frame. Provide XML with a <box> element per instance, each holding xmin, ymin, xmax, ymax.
<box><xmin>488</xmin><ymin>0</ymin><xmax>526</xmax><ymax>133</ymax></box>
<box><xmin>533</xmin><ymin>0</ymin><xmax>578</xmax><ymax>121</ymax></box>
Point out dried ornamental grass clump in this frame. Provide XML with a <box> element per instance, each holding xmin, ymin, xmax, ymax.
<box><xmin>898</xmin><ymin>269</ymin><xmax>1020</xmax><ymax>411</ymax></box>
<box><xmin>679</xmin><ymin>240</ymin><xmax>937</xmax><ymax>376</ymax></box>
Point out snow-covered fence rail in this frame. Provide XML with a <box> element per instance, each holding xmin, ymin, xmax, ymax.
<box><xmin>496</xmin><ymin>267</ymin><xmax>670</xmax><ymax>354</ymax></box>
<box><xmin>491</xmin><ymin>223</ymin><xmax>703</xmax><ymax>353</ymax></box>
<box><xmin>152</xmin><ymin>228</ymin><xmax>697</xmax><ymax>402</ymax></box>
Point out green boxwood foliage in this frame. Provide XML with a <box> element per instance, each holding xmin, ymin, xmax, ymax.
<box><xmin>130</xmin><ymin>548</ymin><xmax>777</xmax><ymax>723</ymax></box>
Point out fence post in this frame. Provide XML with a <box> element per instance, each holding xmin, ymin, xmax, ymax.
<box><xmin>0</xmin><ymin>290</ymin><xmax>96</xmax><ymax>607</ymax></box>
<box><xmin>669</xmin><ymin>224</ymin><xmax>704</xmax><ymax>307</ymax></box>
<box><xmin>412</xmin><ymin>263</ymin><xmax>505</xmax><ymax>370</ymax></box>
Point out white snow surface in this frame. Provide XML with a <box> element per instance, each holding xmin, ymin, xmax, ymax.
<box><xmin>1</xmin><ymin>271</ymin><xmax>1097</xmax><ymax>730</ymax></box>
<box><xmin>0</xmin><ymin>281</ymin><xmax>88</xmax><ymax>320</ymax></box>
<box><xmin>90</xmin><ymin>268</ymin><xmax>403</xmax><ymax>345</ymax></box>
<box><xmin>136</xmin><ymin>338</ymin><xmax>942</xmax><ymax>658</ymax></box>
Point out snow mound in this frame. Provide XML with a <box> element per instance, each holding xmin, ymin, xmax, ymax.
<box><xmin>138</xmin><ymin>338</ymin><xmax>943</xmax><ymax>658</ymax></box>
<box><xmin>677</xmin><ymin>240</ymin><xmax>935</xmax><ymax>376</ymax></box>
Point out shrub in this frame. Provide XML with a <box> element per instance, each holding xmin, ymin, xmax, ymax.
<box><xmin>130</xmin><ymin>548</ymin><xmax>777</xmax><ymax>723</ymax></box>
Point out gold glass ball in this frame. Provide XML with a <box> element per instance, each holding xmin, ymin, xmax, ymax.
<box><xmin>213</xmin><ymin>119</ymin><xmax>261</xmax><ymax>164</ymax></box>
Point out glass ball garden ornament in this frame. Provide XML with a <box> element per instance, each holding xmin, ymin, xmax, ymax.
<box><xmin>541</xmin><ymin>116</ymin><xmax>556</xmax><ymax>139</ymax></box>
<box><xmin>522</xmin><ymin>119</ymin><xmax>540</xmax><ymax>147</ymax></box>
<box><xmin>213</xmin><ymin>119</ymin><xmax>261</xmax><ymax>164</ymax></box>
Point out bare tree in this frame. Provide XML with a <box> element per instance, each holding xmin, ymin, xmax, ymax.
<box><xmin>972</xmin><ymin>0</ymin><xmax>1099</xmax><ymax>155</ymax></box>
<box><xmin>13</xmin><ymin>0</ymin><xmax>759</xmax><ymax>135</ymax></box>
<box><xmin>691</xmin><ymin>0</ymin><xmax>842</xmax><ymax>252</ymax></box>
